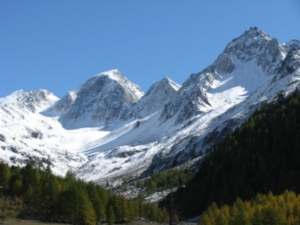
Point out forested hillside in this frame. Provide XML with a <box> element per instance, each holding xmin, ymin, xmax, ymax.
<box><xmin>160</xmin><ymin>89</ymin><xmax>300</xmax><ymax>219</ymax></box>
<box><xmin>0</xmin><ymin>163</ymin><xmax>167</xmax><ymax>224</ymax></box>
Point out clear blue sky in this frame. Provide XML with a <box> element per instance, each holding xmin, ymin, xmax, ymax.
<box><xmin>1</xmin><ymin>0</ymin><xmax>300</xmax><ymax>98</ymax></box>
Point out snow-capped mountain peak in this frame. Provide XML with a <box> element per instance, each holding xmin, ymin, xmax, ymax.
<box><xmin>47</xmin><ymin>70</ymin><xmax>144</xmax><ymax>128</ymax></box>
<box><xmin>121</xmin><ymin>77</ymin><xmax>181</xmax><ymax>120</ymax></box>
<box><xmin>87</xmin><ymin>69</ymin><xmax>143</xmax><ymax>98</ymax></box>
<box><xmin>223</xmin><ymin>26</ymin><xmax>285</xmax><ymax>74</ymax></box>
<box><xmin>1</xmin><ymin>27</ymin><xmax>299</xmax><ymax>184</ymax></box>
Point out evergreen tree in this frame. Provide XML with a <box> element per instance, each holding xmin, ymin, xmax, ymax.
<box><xmin>12</xmin><ymin>179</ymin><xmax>23</xmax><ymax>196</ymax></box>
<box><xmin>107</xmin><ymin>205</ymin><xmax>115</xmax><ymax>225</ymax></box>
<box><xmin>22</xmin><ymin>184</ymin><xmax>39</xmax><ymax>217</ymax></box>
<box><xmin>0</xmin><ymin>162</ymin><xmax>10</xmax><ymax>188</ymax></box>
<box><xmin>261</xmin><ymin>207</ymin><xmax>281</xmax><ymax>225</ymax></box>
<box><xmin>231</xmin><ymin>198</ymin><xmax>251</xmax><ymax>225</ymax></box>
<box><xmin>87</xmin><ymin>183</ymin><xmax>105</xmax><ymax>223</ymax></box>
<box><xmin>38</xmin><ymin>175</ymin><xmax>58</xmax><ymax>220</ymax></box>
<box><xmin>251</xmin><ymin>211</ymin><xmax>263</xmax><ymax>225</ymax></box>
<box><xmin>119</xmin><ymin>195</ymin><xmax>129</xmax><ymax>222</ymax></box>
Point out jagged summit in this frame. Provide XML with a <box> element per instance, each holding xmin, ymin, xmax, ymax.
<box><xmin>0</xmin><ymin>89</ymin><xmax>58</xmax><ymax>113</ymax></box>
<box><xmin>226</xmin><ymin>27</ymin><xmax>272</xmax><ymax>50</ymax></box>
<box><xmin>145</xmin><ymin>77</ymin><xmax>180</xmax><ymax>96</ymax></box>
<box><xmin>243</xmin><ymin>26</ymin><xmax>270</xmax><ymax>40</ymax></box>
<box><xmin>121</xmin><ymin>77</ymin><xmax>181</xmax><ymax>120</ymax></box>
<box><xmin>223</xmin><ymin>27</ymin><xmax>285</xmax><ymax>74</ymax></box>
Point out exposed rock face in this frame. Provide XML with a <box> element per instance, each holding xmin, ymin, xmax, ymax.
<box><xmin>257</xmin><ymin>38</ymin><xmax>282</xmax><ymax>71</ymax></box>
<box><xmin>12</xmin><ymin>90</ymin><xmax>58</xmax><ymax>113</ymax></box>
<box><xmin>52</xmin><ymin>91</ymin><xmax>76</xmax><ymax>113</ymax></box>
<box><xmin>159</xmin><ymin>66</ymin><xmax>222</xmax><ymax>125</ymax></box>
<box><xmin>31</xmin><ymin>131</ymin><xmax>43</xmax><ymax>139</ymax></box>
<box><xmin>279</xmin><ymin>49</ymin><xmax>300</xmax><ymax>75</ymax></box>
<box><xmin>51</xmin><ymin>70</ymin><xmax>144</xmax><ymax>127</ymax></box>
<box><xmin>214</xmin><ymin>53</ymin><xmax>235</xmax><ymax>73</ymax></box>
<box><xmin>9</xmin><ymin>155</ymin><xmax>52</xmax><ymax>167</ymax></box>
<box><xmin>174</xmin><ymin>86</ymin><xmax>210</xmax><ymax>125</ymax></box>
<box><xmin>0</xmin><ymin>134</ymin><xmax>5</xmax><ymax>142</ymax></box>
<box><xmin>282</xmin><ymin>40</ymin><xmax>300</xmax><ymax>53</ymax></box>
<box><xmin>109</xmin><ymin>146</ymin><xmax>147</xmax><ymax>158</ymax></box>
<box><xmin>18</xmin><ymin>90</ymin><xmax>57</xmax><ymax>113</ymax></box>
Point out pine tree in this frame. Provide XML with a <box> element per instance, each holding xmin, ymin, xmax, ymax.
<box><xmin>199</xmin><ymin>213</ymin><xmax>213</xmax><ymax>225</ymax></box>
<box><xmin>12</xmin><ymin>179</ymin><xmax>23</xmax><ymax>196</ymax></box>
<box><xmin>23</xmin><ymin>184</ymin><xmax>39</xmax><ymax>217</ymax></box>
<box><xmin>38</xmin><ymin>175</ymin><xmax>58</xmax><ymax>220</ymax></box>
<box><xmin>251</xmin><ymin>211</ymin><xmax>263</xmax><ymax>225</ymax></box>
<box><xmin>119</xmin><ymin>195</ymin><xmax>129</xmax><ymax>222</ymax></box>
<box><xmin>87</xmin><ymin>183</ymin><xmax>105</xmax><ymax>223</ymax></box>
<box><xmin>107</xmin><ymin>205</ymin><xmax>115</xmax><ymax>225</ymax></box>
<box><xmin>235</xmin><ymin>198</ymin><xmax>251</xmax><ymax>225</ymax></box>
<box><xmin>0</xmin><ymin>162</ymin><xmax>10</xmax><ymax>188</ymax></box>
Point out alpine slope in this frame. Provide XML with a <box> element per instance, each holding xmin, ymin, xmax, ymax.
<box><xmin>0</xmin><ymin>27</ymin><xmax>299</xmax><ymax>182</ymax></box>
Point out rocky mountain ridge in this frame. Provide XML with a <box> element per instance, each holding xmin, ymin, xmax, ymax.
<box><xmin>0</xmin><ymin>27</ymin><xmax>299</xmax><ymax>182</ymax></box>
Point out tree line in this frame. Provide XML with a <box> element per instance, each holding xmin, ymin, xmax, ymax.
<box><xmin>159</xmin><ymin>89</ymin><xmax>300</xmax><ymax>218</ymax></box>
<box><xmin>0</xmin><ymin>163</ymin><xmax>168</xmax><ymax>224</ymax></box>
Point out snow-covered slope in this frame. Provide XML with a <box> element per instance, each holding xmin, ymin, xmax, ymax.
<box><xmin>0</xmin><ymin>90</ymin><xmax>88</xmax><ymax>175</ymax></box>
<box><xmin>0</xmin><ymin>27</ymin><xmax>299</xmax><ymax>182</ymax></box>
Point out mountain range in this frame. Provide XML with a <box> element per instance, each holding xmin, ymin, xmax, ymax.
<box><xmin>0</xmin><ymin>27</ymin><xmax>299</xmax><ymax>183</ymax></box>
